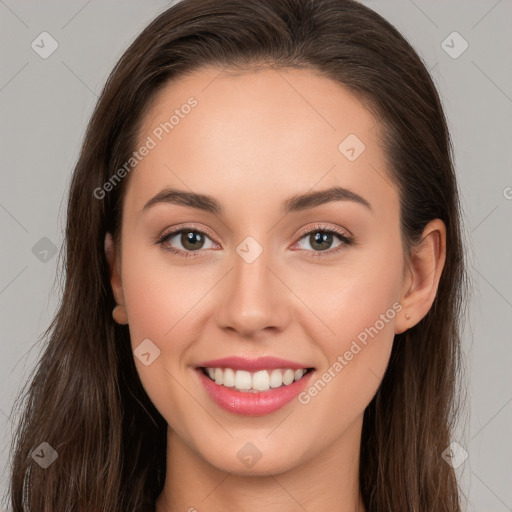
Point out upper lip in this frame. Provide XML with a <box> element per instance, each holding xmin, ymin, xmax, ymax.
<box><xmin>196</xmin><ymin>356</ymin><xmax>313</xmax><ymax>372</ymax></box>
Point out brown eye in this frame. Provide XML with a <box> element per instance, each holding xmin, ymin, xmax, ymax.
<box><xmin>295</xmin><ymin>228</ymin><xmax>351</xmax><ymax>254</ymax></box>
<box><xmin>307</xmin><ymin>231</ymin><xmax>336</xmax><ymax>251</ymax></box>
<box><xmin>157</xmin><ymin>228</ymin><xmax>217</xmax><ymax>257</ymax></box>
<box><xmin>178</xmin><ymin>230</ymin><xmax>206</xmax><ymax>251</ymax></box>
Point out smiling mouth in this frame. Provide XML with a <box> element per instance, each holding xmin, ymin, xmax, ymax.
<box><xmin>200</xmin><ymin>366</ymin><xmax>315</xmax><ymax>393</ymax></box>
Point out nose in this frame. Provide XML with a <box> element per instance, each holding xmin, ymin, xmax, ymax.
<box><xmin>215</xmin><ymin>247</ymin><xmax>291</xmax><ymax>339</ymax></box>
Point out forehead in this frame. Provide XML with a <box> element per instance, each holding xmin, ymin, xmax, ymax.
<box><xmin>124</xmin><ymin>66</ymin><xmax>398</xmax><ymax>221</ymax></box>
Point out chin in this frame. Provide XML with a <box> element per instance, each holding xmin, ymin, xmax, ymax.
<box><xmin>200</xmin><ymin>442</ymin><xmax>306</xmax><ymax>476</ymax></box>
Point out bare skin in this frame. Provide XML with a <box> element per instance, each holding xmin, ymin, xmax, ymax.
<box><xmin>105</xmin><ymin>67</ymin><xmax>446</xmax><ymax>512</ymax></box>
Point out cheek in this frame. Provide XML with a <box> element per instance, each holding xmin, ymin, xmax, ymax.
<box><xmin>289</xmin><ymin>244</ymin><xmax>404</xmax><ymax>347</ymax></box>
<box><xmin>120</xmin><ymin>253</ymin><xmax>194</xmax><ymax>426</ymax></box>
<box><xmin>291</xmin><ymin>247</ymin><xmax>402</xmax><ymax>418</ymax></box>
<box><xmin>294</xmin><ymin>286</ymin><xmax>399</xmax><ymax>452</ymax></box>
<box><xmin>120</xmin><ymin>239</ymin><xmax>205</xmax><ymax>347</ymax></box>
<box><xmin>119</xmin><ymin>241</ymin><xmax>224</xmax><ymax>417</ymax></box>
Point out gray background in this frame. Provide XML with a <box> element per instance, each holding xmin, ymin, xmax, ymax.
<box><xmin>1</xmin><ymin>1</ymin><xmax>511</xmax><ymax>510</ymax></box>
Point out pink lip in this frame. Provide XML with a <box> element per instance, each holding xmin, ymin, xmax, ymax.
<box><xmin>196</xmin><ymin>356</ymin><xmax>311</xmax><ymax>372</ymax></box>
<box><xmin>195</xmin><ymin>367</ymin><xmax>315</xmax><ymax>416</ymax></box>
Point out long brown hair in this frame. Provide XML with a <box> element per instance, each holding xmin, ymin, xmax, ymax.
<box><xmin>7</xmin><ymin>0</ymin><xmax>468</xmax><ymax>510</ymax></box>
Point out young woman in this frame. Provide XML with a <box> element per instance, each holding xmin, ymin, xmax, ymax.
<box><xmin>8</xmin><ymin>0</ymin><xmax>468</xmax><ymax>510</ymax></box>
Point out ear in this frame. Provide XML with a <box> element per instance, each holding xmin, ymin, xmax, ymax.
<box><xmin>395</xmin><ymin>219</ymin><xmax>447</xmax><ymax>334</ymax></box>
<box><xmin>105</xmin><ymin>232</ymin><xmax>125</xmax><ymax>308</ymax></box>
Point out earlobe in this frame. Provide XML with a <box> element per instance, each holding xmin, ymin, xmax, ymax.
<box><xmin>105</xmin><ymin>232</ymin><xmax>128</xmax><ymax>325</ymax></box>
<box><xmin>395</xmin><ymin>219</ymin><xmax>446</xmax><ymax>334</ymax></box>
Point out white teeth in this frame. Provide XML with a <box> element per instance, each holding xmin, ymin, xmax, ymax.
<box><xmin>282</xmin><ymin>369</ymin><xmax>295</xmax><ymax>385</ymax></box>
<box><xmin>235</xmin><ymin>370</ymin><xmax>252</xmax><ymax>390</ymax></box>
<box><xmin>252</xmin><ymin>370</ymin><xmax>270</xmax><ymax>391</ymax></box>
<box><xmin>204</xmin><ymin>367</ymin><xmax>309</xmax><ymax>392</ymax></box>
<box><xmin>269</xmin><ymin>369</ymin><xmax>283</xmax><ymax>388</ymax></box>
<box><xmin>223</xmin><ymin>368</ymin><xmax>235</xmax><ymax>388</ymax></box>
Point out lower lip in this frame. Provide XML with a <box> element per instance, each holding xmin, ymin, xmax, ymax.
<box><xmin>196</xmin><ymin>368</ymin><xmax>314</xmax><ymax>416</ymax></box>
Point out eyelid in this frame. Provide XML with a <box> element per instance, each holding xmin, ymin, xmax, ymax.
<box><xmin>293</xmin><ymin>222</ymin><xmax>352</xmax><ymax>242</ymax></box>
<box><xmin>157</xmin><ymin>223</ymin><xmax>219</xmax><ymax>243</ymax></box>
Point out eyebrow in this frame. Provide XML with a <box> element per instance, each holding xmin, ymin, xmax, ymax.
<box><xmin>142</xmin><ymin>185</ymin><xmax>372</xmax><ymax>215</ymax></box>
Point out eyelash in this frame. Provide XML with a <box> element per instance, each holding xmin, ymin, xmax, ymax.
<box><xmin>155</xmin><ymin>223</ymin><xmax>353</xmax><ymax>259</ymax></box>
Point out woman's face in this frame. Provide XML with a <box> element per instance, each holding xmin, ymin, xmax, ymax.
<box><xmin>112</xmin><ymin>66</ymin><xmax>410</xmax><ymax>475</ymax></box>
